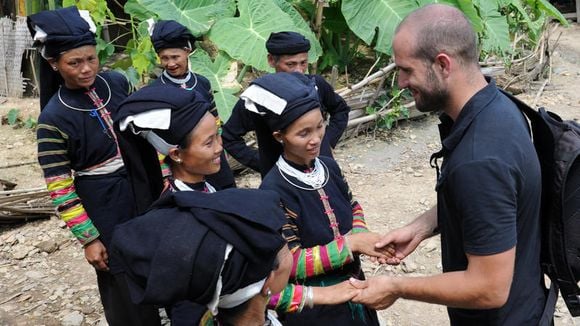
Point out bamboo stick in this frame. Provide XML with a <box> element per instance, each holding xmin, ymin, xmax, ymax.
<box><xmin>337</xmin><ymin>63</ymin><xmax>396</xmax><ymax>97</ymax></box>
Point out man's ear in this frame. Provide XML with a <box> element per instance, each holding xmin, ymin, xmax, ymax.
<box><xmin>434</xmin><ymin>53</ymin><xmax>452</xmax><ymax>78</ymax></box>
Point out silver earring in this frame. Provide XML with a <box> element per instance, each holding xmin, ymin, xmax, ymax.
<box><xmin>175</xmin><ymin>158</ymin><xmax>182</xmax><ymax>163</ymax></box>
<box><xmin>52</xmin><ymin>66</ymin><xmax>58</xmax><ymax>71</ymax></box>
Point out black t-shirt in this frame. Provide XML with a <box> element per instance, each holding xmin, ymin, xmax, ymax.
<box><xmin>435</xmin><ymin>79</ymin><xmax>545</xmax><ymax>325</ymax></box>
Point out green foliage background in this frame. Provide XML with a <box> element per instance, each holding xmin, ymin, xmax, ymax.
<box><xmin>32</xmin><ymin>0</ymin><xmax>569</xmax><ymax>120</ymax></box>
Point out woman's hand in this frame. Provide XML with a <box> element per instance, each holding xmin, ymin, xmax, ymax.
<box><xmin>346</xmin><ymin>232</ymin><xmax>395</xmax><ymax>260</ymax></box>
<box><xmin>84</xmin><ymin>239</ymin><xmax>109</xmax><ymax>271</ymax></box>
<box><xmin>312</xmin><ymin>280</ymin><xmax>365</xmax><ymax>305</ymax></box>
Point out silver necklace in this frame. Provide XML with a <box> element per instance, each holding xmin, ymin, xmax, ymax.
<box><xmin>276</xmin><ymin>156</ymin><xmax>328</xmax><ymax>190</ymax></box>
<box><xmin>161</xmin><ymin>70</ymin><xmax>198</xmax><ymax>90</ymax></box>
<box><xmin>57</xmin><ymin>74</ymin><xmax>111</xmax><ymax>112</ymax></box>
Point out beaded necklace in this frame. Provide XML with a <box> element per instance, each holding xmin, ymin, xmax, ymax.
<box><xmin>161</xmin><ymin>70</ymin><xmax>198</xmax><ymax>91</ymax></box>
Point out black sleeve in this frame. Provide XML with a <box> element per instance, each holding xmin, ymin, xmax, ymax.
<box><xmin>447</xmin><ymin>159</ymin><xmax>518</xmax><ymax>255</ymax></box>
<box><xmin>221</xmin><ymin>100</ymin><xmax>260</xmax><ymax>171</ymax></box>
<box><xmin>314</xmin><ymin>75</ymin><xmax>350</xmax><ymax>148</ymax></box>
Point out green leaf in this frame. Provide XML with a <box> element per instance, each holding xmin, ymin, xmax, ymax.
<box><xmin>7</xmin><ymin>109</ymin><xmax>19</xmax><ymax>126</ymax></box>
<box><xmin>113</xmin><ymin>67</ymin><xmax>140</xmax><ymax>90</ymax></box>
<box><xmin>189</xmin><ymin>50</ymin><xmax>241</xmax><ymax>122</ymax></box>
<box><xmin>96</xmin><ymin>38</ymin><xmax>115</xmax><ymax>64</ymax></box>
<box><xmin>478</xmin><ymin>1</ymin><xmax>512</xmax><ymax>56</ymax></box>
<box><xmin>341</xmin><ymin>0</ymin><xmax>418</xmax><ymax>54</ymax></box>
<box><xmin>457</xmin><ymin>0</ymin><xmax>484</xmax><ymax>32</ymax></box>
<box><xmin>209</xmin><ymin>0</ymin><xmax>322</xmax><ymax>72</ymax></box>
<box><xmin>123</xmin><ymin>0</ymin><xmax>236</xmax><ymax>36</ymax></box>
<box><xmin>535</xmin><ymin>0</ymin><xmax>569</xmax><ymax>25</ymax></box>
<box><xmin>272</xmin><ymin>0</ymin><xmax>323</xmax><ymax>63</ymax></box>
<box><xmin>124</xmin><ymin>1</ymin><xmax>156</xmax><ymax>21</ymax></box>
<box><xmin>24</xmin><ymin>117</ymin><xmax>37</xmax><ymax>129</ymax></box>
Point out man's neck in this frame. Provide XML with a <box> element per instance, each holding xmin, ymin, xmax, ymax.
<box><xmin>445</xmin><ymin>72</ymin><xmax>488</xmax><ymax>121</ymax></box>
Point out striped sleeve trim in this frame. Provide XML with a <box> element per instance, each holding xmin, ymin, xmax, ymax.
<box><xmin>37</xmin><ymin>124</ymin><xmax>68</xmax><ymax>139</ymax></box>
<box><xmin>351</xmin><ymin>201</ymin><xmax>369</xmax><ymax>233</ymax></box>
<box><xmin>290</xmin><ymin>236</ymin><xmax>354</xmax><ymax>280</ymax></box>
<box><xmin>45</xmin><ymin>174</ymin><xmax>99</xmax><ymax>245</ymax></box>
<box><xmin>41</xmin><ymin>161</ymin><xmax>71</xmax><ymax>170</ymax></box>
<box><xmin>269</xmin><ymin>284</ymin><xmax>304</xmax><ymax>313</ymax></box>
<box><xmin>37</xmin><ymin>138</ymin><xmax>66</xmax><ymax>144</ymax></box>
<box><xmin>38</xmin><ymin>149</ymin><xmax>68</xmax><ymax>157</ymax></box>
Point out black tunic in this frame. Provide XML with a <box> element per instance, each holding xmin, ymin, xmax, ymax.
<box><xmin>260</xmin><ymin>156</ymin><xmax>379</xmax><ymax>325</ymax></box>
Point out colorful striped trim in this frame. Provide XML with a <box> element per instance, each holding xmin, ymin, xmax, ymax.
<box><xmin>351</xmin><ymin>202</ymin><xmax>370</xmax><ymax>234</ymax></box>
<box><xmin>290</xmin><ymin>236</ymin><xmax>354</xmax><ymax>280</ymax></box>
<box><xmin>269</xmin><ymin>284</ymin><xmax>304</xmax><ymax>313</ymax></box>
<box><xmin>45</xmin><ymin>174</ymin><xmax>99</xmax><ymax>245</ymax></box>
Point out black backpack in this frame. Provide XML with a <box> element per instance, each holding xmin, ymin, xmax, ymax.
<box><xmin>501</xmin><ymin>89</ymin><xmax>580</xmax><ymax>323</ymax></box>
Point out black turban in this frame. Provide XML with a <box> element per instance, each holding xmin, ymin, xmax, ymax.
<box><xmin>117</xmin><ymin>84</ymin><xmax>210</xmax><ymax>147</ymax></box>
<box><xmin>111</xmin><ymin>188</ymin><xmax>287</xmax><ymax>306</ymax></box>
<box><xmin>27</xmin><ymin>6</ymin><xmax>96</xmax><ymax>59</ymax></box>
<box><xmin>245</xmin><ymin>72</ymin><xmax>320</xmax><ymax>131</ymax></box>
<box><xmin>151</xmin><ymin>20</ymin><xmax>196</xmax><ymax>53</ymax></box>
<box><xmin>266</xmin><ymin>31</ymin><xmax>311</xmax><ymax>55</ymax></box>
<box><xmin>114</xmin><ymin>85</ymin><xmax>212</xmax><ymax>214</ymax></box>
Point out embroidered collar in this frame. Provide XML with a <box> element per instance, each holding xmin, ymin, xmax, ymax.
<box><xmin>171</xmin><ymin>178</ymin><xmax>216</xmax><ymax>193</ymax></box>
<box><xmin>276</xmin><ymin>156</ymin><xmax>328</xmax><ymax>190</ymax></box>
<box><xmin>161</xmin><ymin>70</ymin><xmax>198</xmax><ymax>91</ymax></box>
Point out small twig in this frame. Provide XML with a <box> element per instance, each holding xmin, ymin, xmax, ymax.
<box><xmin>0</xmin><ymin>161</ymin><xmax>38</xmax><ymax>169</ymax></box>
<box><xmin>16</xmin><ymin>302</ymin><xmax>44</xmax><ymax>316</ymax></box>
<box><xmin>0</xmin><ymin>292</ymin><xmax>22</xmax><ymax>305</ymax></box>
<box><xmin>363</xmin><ymin>55</ymin><xmax>382</xmax><ymax>80</ymax></box>
<box><xmin>532</xmin><ymin>79</ymin><xmax>550</xmax><ymax>107</ymax></box>
<box><xmin>0</xmin><ymin>187</ymin><xmax>46</xmax><ymax>196</ymax></box>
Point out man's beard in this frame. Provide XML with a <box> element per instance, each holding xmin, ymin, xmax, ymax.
<box><xmin>414</xmin><ymin>67</ymin><xmax>449</xmax><ymax>113</ymax></box>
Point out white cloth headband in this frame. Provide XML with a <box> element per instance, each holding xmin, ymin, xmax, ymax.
<box><xmin>240</xmin><ymin>84</ymin><xmax>287</xmax><ymax>116</ymax></box>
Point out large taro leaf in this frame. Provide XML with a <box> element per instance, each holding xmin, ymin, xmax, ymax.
<box><xmin>272</xmin><ymin>0</ymin><xmax>323</xmax><ymax>63</ymax></box>
<box><xmin>477</xmin><ymin>1</ymin><xmax>512</xmax><ymax>56</ymax></box>
<box><xmin>123</xmin><ymin>0</ymin><xmax>235</xmax><ymax>36</ymax></box>
<box><xmin>415</xmin><ymin>0</ymin><xmax>484</xmax><ymax>32</ymax></box>
<box><xmin>534</xmin><ymin>0</ymin><xmax>569</xmax><ymax>25</ymax></box>
<box><xmin>341</xmin><ymin>0</ymin><xmax>418</xmax><ymax>54</ymax></box>
<box><xmin>209</xmin><ymin>0</ymin><xmax>322</xmax><ymax>72</ymax></box>
<box><xmin>189</xmin><ymin>50</ymin><xmax>241</xmax><ymax>122</ymax></box>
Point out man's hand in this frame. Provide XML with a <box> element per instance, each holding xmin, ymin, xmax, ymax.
<box><xmin>346</xmin><ymin>232</ymin><xmax>395</xmax><ymax>261</ymax></box>
<box><xmin>375</xmin><ymin>225</ymin><xmax>424</xmax><ymax>265</ymax></box>
<box><xmin>376</xmin><ymin>206</ymin><xmax>438</xmax><ymax>264</ymax></box>
<box><xmin>84</xmin><ymin>239</ymin><xmax>109</xmax><ymax>271</ymax></box>
<box><xmin>349</xmin><ymin>276</ymin><xmax>400</xmax><ymax>310</ymax></box>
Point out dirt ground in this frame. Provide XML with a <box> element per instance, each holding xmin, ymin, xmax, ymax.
<box><xmin>0</xmin><ymin>23</ymin><xmax>579</xmax><ymax>326</ymax></box>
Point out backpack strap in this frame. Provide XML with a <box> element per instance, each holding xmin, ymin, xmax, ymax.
<box><xmin>539</xmin><ymin>282</ymin><xmax>558</xmax><ymax>326</ymax></box>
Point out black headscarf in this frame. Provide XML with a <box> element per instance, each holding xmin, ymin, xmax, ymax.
<box><xmin>266</xmin><ymin>31</ymin><xmax>311</xmax><ymax>55</ymax></box>
<box><xmin>114</xmin><ymin>85</ymin><xmax>212</xmax><ymax>214</ymax></box>
<box><xmin>27</xmin><ymin>6</ymin><xmax>96</xmax><ymax>59</ymax></box>
<box><xmin>151</xmin><ymin>20</ymin><xmax>196</xmax><ymax>53</ymax></box>
<box><xmin>27</xmin><ymin>6</ymin><xmax>97</xmax><ymax>110</ymax></box>
<box><xmin>246</xmin><ymin>72</ymin><xmax>320</xmax><ymax>131</ymax></box>
<box><xmin>111</xmin><ymin>184</ymin><xmax>287</xmax><ymax>307</ymax></box>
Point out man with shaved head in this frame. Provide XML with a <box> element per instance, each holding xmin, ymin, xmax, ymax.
<box><xmin>350</xmin><ymin>4</ymin><xmax>547</xmax><ymax>325</ymax></box>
